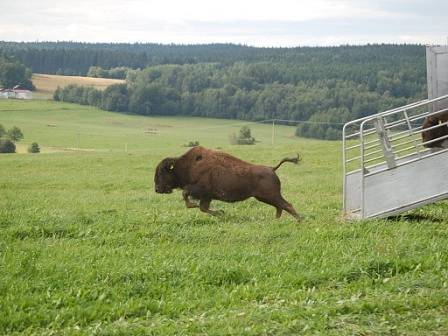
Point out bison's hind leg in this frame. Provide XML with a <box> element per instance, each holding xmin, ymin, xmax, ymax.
<box><xmin>279</xmin><ymin>197</ymin><xmax>302</xmax><ymax>221</ymax></box>
<box><xmin>255</xmin><ymin>195</ymin><xmax>301</xmax><ymax>221</ymax></box>
<box><xmin>199</xmin><ymin>199</ymin><xmax>224</xmax><ymax>217</ymax></box>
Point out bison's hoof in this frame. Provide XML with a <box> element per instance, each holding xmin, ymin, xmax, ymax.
<box><xmin>296</xmin><ymin>214</ymin><xmax>306</xmax><ymax>221</ymax></box>
<box><xmin>213</xmin><ymin>210</ymin><xmax>225</xmax><ymax>216</ymax></box>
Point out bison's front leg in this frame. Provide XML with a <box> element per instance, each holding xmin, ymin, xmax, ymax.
<box><xmin>182</xmin><ymin>190</ymin><xmax>198</xmax><ymax>209</ymax></box>
<box><xmin>199</xmin><ymin>199</ymin><xmax>224</xmax><ymax>216</ymax></box>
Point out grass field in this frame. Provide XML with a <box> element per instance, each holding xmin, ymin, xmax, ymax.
<box><xmin>1</xmin><ymin>99</ymin><xmax>448</xmax><ymax>335</ymax></box>
<box><xmin>32</xmin><ymin>74</ymin><xmax>125</xmax><ymax>100</ymax></box>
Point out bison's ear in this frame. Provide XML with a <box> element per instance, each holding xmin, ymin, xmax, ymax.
<box><xmin>162</xmin><ymin>158</ymin><xmax>176</xmax><ymax>172</ymax></box>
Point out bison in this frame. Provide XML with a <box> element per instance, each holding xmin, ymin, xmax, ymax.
<box><xmin>421</xmin><ymin>112</ymin><xmax>448</xmax><ymax>148</ymax></box>
<box><xmin>154</xmin><ymin>146</ymin><xmax>302</xmax><ymax>220</ymax></box>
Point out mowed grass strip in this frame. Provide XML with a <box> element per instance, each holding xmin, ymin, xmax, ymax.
<box><xmin>1</xmin><ymin>100</ymin><xmax>448</xmax><ymax>335</ymax></box>
<box><xmin>32</xmin><ymin>74</ymin><xmax>125</xmax><ymax>99</ymax></box>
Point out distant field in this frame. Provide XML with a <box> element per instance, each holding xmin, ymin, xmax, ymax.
<box><xmin>1</xmin><ymin>100</ymin><xmax>448</xmax><ymax>335</ymax></box>
<box><xmin>32</xmin><ymin>73</ymin><xmax>125</xmax><ymax>99</ymax></box>
<box><xmin>0</xmin><ymin>100</ymin><xmax>302</xmax><ymax>153</ymax></box>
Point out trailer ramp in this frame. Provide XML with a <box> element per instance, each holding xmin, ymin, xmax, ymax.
<box><xmin>343</xmin><ymin>94</ymin><xmax>448</xmax><ymax>219</ymax></box>
<box><xmin>343</xmin><ymin>45</ymin><xmax>448</xmax><ymax>220</ymax></box>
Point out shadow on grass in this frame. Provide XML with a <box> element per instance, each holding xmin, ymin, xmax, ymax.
<box><xmin>387</xmin><ymin>213</ymin><xmax>444</xmax><ymax>223</ymax></box>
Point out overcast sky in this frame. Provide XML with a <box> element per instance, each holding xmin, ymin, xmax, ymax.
<box><xmin>0</xmin><ymin>0</ymin><xmax>447</xmax><ymax>46</ymax></box>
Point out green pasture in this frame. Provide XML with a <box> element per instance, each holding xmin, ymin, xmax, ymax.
<box><xmin>1</xmin><ymin>100</ymin><xmax>447</xmax><ymax>335</ymax></box>
<box><xmin>0</xmin><ymin>100</ymin><xmax>304</xmax><ymax>154</ymax></box>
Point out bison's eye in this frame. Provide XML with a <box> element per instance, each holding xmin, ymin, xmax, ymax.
<box><xmin>195</xmin><ymin>155</ymin><xmax>202</xmax><ymax>161</ymax></box>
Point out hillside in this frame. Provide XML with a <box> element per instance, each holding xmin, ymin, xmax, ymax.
<box><xmin>1</xmin><ymin>42</ymin><xmax>427</xmax><ymax>139</ymax></box>
<box><xmin>1</xmin><ymin>99</ymin><xmax>448</xmax><ymax>334</ymax></box>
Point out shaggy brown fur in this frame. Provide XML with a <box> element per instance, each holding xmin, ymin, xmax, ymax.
<box><xmin>421</xmin><ymin>111</ymin><xmax>448</xmax><ymax>148</ymax></box>
<box><xmin>154</xmin><ymin>146</ymin><xmax>301</xmax><ymax>220</ymax></box>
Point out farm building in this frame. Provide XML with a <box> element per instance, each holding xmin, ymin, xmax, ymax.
<box><xmin>0</xmin><ymin>86</ymin><xmax>32</xmax><ymax>99</ymax></box>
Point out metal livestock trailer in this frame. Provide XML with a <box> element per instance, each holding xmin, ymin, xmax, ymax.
<box><xmin>342</xmin><ymin>46</ymin><xmax>448</xmax><ymax>219</ymax></box>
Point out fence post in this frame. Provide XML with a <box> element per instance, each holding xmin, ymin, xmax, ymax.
<box><xmin>374</xmin><ymin>117</ymin><xmax>396</xmax><ymax>169</ymax></box>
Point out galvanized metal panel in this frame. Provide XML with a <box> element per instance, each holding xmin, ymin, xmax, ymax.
<box><xmin>345</xmin><ymin>170</ymin><xmax>361</xmax><ymax>213</ymax></box>
<box><xmin>363</xmin><ymin>150</ymin><xmax>448</xmax><ymax>218</ymax></box>
<box><xmin>427</xmin><ymin>46</ymin><xmax>448</xmax><ymax>111</ymax></box>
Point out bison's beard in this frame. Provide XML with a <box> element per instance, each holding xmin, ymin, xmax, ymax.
<box><xmin>155</xmin><ymin>186</ymin><xmax>173</xmax><ymax>194</ymax></box>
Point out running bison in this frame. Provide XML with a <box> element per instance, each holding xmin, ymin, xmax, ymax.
<box><xmin>421</xmin><ymin>112</ymin><xmax>448</xmax><ymax>148</ymax></box>
<box><xmin>154</xmin><ymin>146</ymin><xmax>302</xmax><ymax>220</ymax></box>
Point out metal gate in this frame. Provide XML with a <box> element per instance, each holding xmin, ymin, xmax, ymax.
<box><xmin>342</xmin><ymin>46</ymin><xmax>448</xmax><ymax>219</ymax></box>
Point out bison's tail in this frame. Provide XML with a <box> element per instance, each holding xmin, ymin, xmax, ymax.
<box><xmin>273</xmin><ymin>154</ymin><xmax>300</xmax><ymax>171</ymax></box>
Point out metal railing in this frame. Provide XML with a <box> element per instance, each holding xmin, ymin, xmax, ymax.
<box><xmin>342</xmin><ymin>94</ymin><xmax>448</xmax><ymax>217</ymax></box>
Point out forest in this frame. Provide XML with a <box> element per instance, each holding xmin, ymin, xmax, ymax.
<box><xmin>0</xmin><ymin>53</ymin><xmax>34</xmax><ymax>90</ymax></box>
<box><xmin>1</xmin><ymin>42</ymin><xmax>427</xmax><ymax>139</ymax></box>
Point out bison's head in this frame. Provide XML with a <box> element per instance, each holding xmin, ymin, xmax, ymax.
<box><xmin>154</xmin><ymin>158</ymin><xmax>177</xmax><ymax>194</ymax></box>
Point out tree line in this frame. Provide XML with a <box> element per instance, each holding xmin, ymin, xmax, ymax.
<box><xmin>0</xmin><ymin>41</ymin><xmax>425</xmax><ymax>77</ymax></box>
<box><xmin>86</xmin><ymin>66</ymin><xmax>131</xmax><ymax>79</ymax></box>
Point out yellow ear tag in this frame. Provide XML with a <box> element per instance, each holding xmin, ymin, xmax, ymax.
<box><xmin>169</xmin><ymin>164</ymin><xmax>174</xmax><ymax>170</ymax></box>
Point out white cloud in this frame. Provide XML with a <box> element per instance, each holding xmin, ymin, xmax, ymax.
<box><xmin>119</xmin><ymin>0</ymin><xmax>375</xmax><ymax>22</ymax></box>
<box><xmin>0</xmin><ymin>0</ymin><xmax>446</xmax><ymax>46</ymax></box>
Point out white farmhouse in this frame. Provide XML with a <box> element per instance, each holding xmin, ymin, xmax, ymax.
<box><xmin>12</xmin><ymin>88</ymin><xmax>33</xmax><ymax>99</ymax></box>
<box><xmin>0</xmin><ymin>89</ymin><xmax>8</xmax><ymax>99</ymax></box>
<box><xmin>0</xmin><ymin>86</ymin><xmax>33</xmax><ymax>99</ymax></box>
